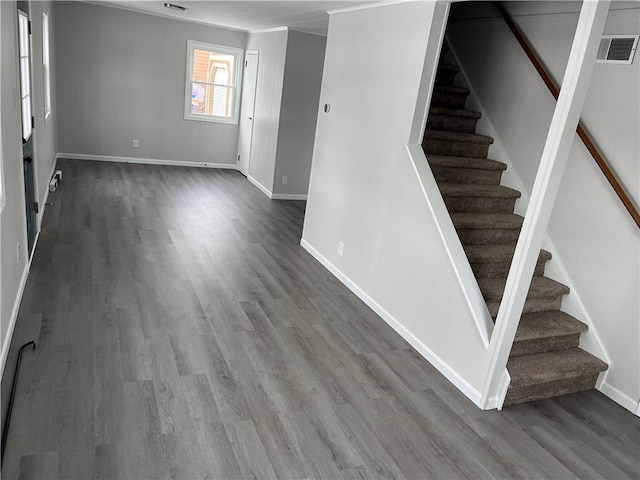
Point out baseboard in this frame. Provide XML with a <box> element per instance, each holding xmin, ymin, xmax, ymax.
<box><xmin>300</xmin><ymin>238</ymin><xmax>483</xmax><ymax>407</ymax></box>
<box><xmin>0</xmin><ymin>263</ymin><xmax>30</xmax><ymax>377</ymax></box>
<box><xmin>247</xmin><ymin>175</ymin><xmax>273</xmax><ymax>198</ymax></box>
<box><xmin>56</xmin><ymin>152</ymin><xmax>236</xmax><ymax>170</ymax></box>
<box><xmin>598</xmin><ymin>381</ymin><xmax>640</xmax><ymax>416</ymax></box>
<box><xmin>38</xmin><ymin>157</ymin><xmax>58</xmax><ymax>229</ymax></box>
<box><xmin>271</xmin><ymin>193</ymin><xmax>308</xmax><ymax>200</ymax></box>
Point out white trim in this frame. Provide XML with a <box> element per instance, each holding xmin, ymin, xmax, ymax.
<box><xmin>184</xmin><ymin>40</ymin><xmax>243</xmax><ymax>125</ymax></box>
<box><xmin>249</xmin><ymin>26</ymin><xmax>288</xmax><ymax>34</ymax></box>
<box><xmin>247</xmin><ymin>175</ymin><xmax>273</xmax><ymax>198</ymax></box>
<box><xmin>327</xmin><ymin>0</ymin><xmax>418</xmax><ymax>16</ymax></box>
<box><xmin>56</xmin><ymin>153</ymin><xmax>236</xmax><ymax>169</ymax></box>
<box><xmin>271</xmin><ymin>193</ymin><xmax>307</xmax><ymax>201</ymax></box>
<box><xmin>599</xmin><ymin>381</ymin><xmax>640</xmax><ymax>416</ymax></box>
<box><xmin>0</xmin><ymin>260</ymin><xmax>30</xmax><ymax>377</ymax></box>
<box><xmin>300</xmin><ymin>238</ymin><xmax>484</xmax><ymax>407</ymax></box>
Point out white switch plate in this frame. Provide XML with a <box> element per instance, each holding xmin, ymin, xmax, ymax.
<box><xmin>133</xmin><ymin>139</ymin><xmax>139</xmax><ymax>147</ymax></box>
<box><xmin>282</xmin><ymin>176</ymin><xmax>288</xmax><ymax>185</ymax></box>
<box><xmin>337</xmin><ymin>242</ymin><xmax>344</xmax><ymax>256</ymax></box>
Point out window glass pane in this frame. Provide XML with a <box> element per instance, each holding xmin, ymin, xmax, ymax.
<box><xmin>191</xmin><ymin>49</ymin><xmax>234</xmax><ymax>86</ymax></box>
<box><xmin>22</xmin><ymin>96</ymin><xmax>32</xmax><ymax>139</ymax></box>
<box><xmin>20</xmin><ymin>57</ymin><xmax>30</xmax><ymax>98</ymax></box>
<box><xmin>18</xmin><ymin>15</ymin><xmax>29</xmax><ymax>56</ymax></box>
<box><xmin>190</xmin><ymin>82</ymin><xmax>232</xmax><ymax>117</ymax></box>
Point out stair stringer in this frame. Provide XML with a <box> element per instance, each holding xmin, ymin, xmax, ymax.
<box><xmin>446</xmin><ymin>39</ymin><xmax>612</xmax><ymax>407</ymax></box>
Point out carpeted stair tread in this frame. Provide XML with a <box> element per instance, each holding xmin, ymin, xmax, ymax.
<box><xmin>439</xmin><ymin>183</ymin><xmax>520</xmax><ymax>199</ymax></box>
<box><xmin>515</xmin><ymin>311</ymin><xmax>588</xmax><ymax>343</ymax></box>
<box><xmin>438</xmin><ymin>63</ymin><xmax>459</xmax><ymax>74</ymax></box>
<box><xmin>451</xmin><ymin>213</ymin><xmax>524</xmax><ymax>230</ymax></box>
<box><xmin>428</xmin><ymin>155</ymin><xmax>506</xmax><ymax>171</ymax></box>
<box><xmin>434</xmin><ymin>85</ymin><xmax>470</xmax><ymax>96</ymax></box>
<box><xmin>464</xmin><ymin>245</ymin><xmax>551</xmax><ymax>263</ymax></box>
<box><xmin>425</xmin><ymin>129</ymin><xmax>494</xmax><ymax>145</ymax></box>
<box><xmin>478</xmin><ymin>276</ymin><xmax>569</xmax><ymax>302</ymax></box>
<box><xmin>507</xmin><ymin>348</ymin><xmax>608</xmax><ymax>386</ymax></box>
<box><xmin>429</xmin><ymin>106</ymin><xmax>481</xmax><ymax>119</ymax></box>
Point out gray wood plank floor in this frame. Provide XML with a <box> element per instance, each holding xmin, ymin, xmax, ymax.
<box><xmin>2</xmin><ymin>159</ymin><xmax>639</xmax><ymax>479</ymax></box>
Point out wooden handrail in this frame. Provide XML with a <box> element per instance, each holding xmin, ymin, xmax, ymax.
<box><xmin>495</xmin><ymin>2</ymin><xmax>640</xmax><ymax>229</ymax></box>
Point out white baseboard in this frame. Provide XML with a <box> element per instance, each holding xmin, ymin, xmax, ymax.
<box><xmin>38</xmin><ymin>157</ymin><xmax>58</xmax><ymax>229</ymax></box>
<box><xmin>271</xmin><ymin>193</ymin><xmax>308</xmax><ymax>200</ymax></box>
<box><xmin>56</xmin><ymin>152</ymin><xmax>236</xmax><ymax>170</ymax></box>
<box><xmin>300</xmin><ymin>238</ymin><xmax>483</xmax><ymax>407</ymax></box>
<box><xmin>599</xmin><ymin>381</ymin><xmax>640</xmax><ymax>416</ymax></box>
<box><xmin>0</xmin><ymin>263</ymin><xmax>30</xmax><ymax>377</ymax></box>
<box><xmin>247</xmin><ymin>175</ymin><xmax>273</xmax><ymax>198</ymax></box>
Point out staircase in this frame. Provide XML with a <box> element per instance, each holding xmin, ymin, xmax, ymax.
<box><xmin>423</xmin><ymin>47</ymin><xmax>608</xmax><ymax>406</ymax></box>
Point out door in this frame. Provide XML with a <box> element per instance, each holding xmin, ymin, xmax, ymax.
<box><xmin>18</xmin><ymin>7</ymin><xmax>37</xmax><ymax>254</ymax></box>
<box><xmin>237</xmin><ymin>50</ymin><xmax>258</xmax><ymax>176</ymax></box>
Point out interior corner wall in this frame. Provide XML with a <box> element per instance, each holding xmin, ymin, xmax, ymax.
<box><xmin>53</xmin><ymin>1</ymin><xmax>246</xmax><ymax>165</ymax></box>
<box><xmin>448</xmin><ymin>4</ymin><xmax>640</xmax><ymax>405</ymax></box>
<box><xmin>272</xmin><ymin>30</ymin><xmax>326</xmax><ymax>197</ymax></box>
<box><xmin>246</xmin><ymin>29</ymin><xmax>288</xmax><ymax>192</ymax></box>
<box><xmin>302</xmin><ymin>1</ymin><xmax>492</xmax><ymax>399</ymax></box>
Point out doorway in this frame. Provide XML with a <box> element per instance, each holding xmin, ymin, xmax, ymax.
<box><xmin>237</xmin><ymin>50</ymin><xmax>259</xmax><ymax>177</ymax></box>
<box><xmin>17</xmin><ymin>6</ymin><xmax>37</xmax><ymax>255</ymax></box>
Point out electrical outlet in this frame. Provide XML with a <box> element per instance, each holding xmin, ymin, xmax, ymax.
<box><xmin>133</xmin><ymin>139</ymin><xmax>139</xmax><ymax>148</ymax></box>
<box><xmin>337</xmin><ymin>241</ymin><xmax>344</xmax><ymax>256</ymax></box>
<box><xmin>17</xmin><ymin>242</ymin><xmax>21</xmax><ymax>263</ymax></box>
<box><xmin>282</xmin><ymin>176</ymin><xmax>288</xmax><ymax>185</ymax></box>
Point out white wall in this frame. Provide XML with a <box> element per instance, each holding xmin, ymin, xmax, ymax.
<box><xmin>302</xmin><ymin>2</ymin><xmax>493</xmax><ymax>403</ymax></box>
<box><xmin>246</xmin><ymin>29</ymin><xmax>288</xmax><ymax>192</ymax></box>
<box><xmin>448</xmin><ymin>4</ymin><xmax>640</xmax><ymax>408</ymax></box>
<box><xmin>273</xmin><ymin>30</ymin><xmax>326</xmax><ymax>197</ymax></box>
<box><xmin>54</xmin><ymin>2</ymin><xmax>246</xmax><ymax>165</ymax></box>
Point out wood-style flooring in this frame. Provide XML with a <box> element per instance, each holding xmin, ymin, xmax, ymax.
<box><xmin>1</xmin><ymin>159</ymin><xmax>639</xmax><ymax>479</ymax></box>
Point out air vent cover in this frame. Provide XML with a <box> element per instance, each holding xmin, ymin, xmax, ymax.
<box><xmin>596</xmin><ymin>35</ymin><xmax>638</xmax><ymax>64</ymax></box>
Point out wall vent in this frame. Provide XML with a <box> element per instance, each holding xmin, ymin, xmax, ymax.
<box><xmin>596</xmin><ymin>35</ymin><xmax>638</xmax><ymax>64</ymax></box>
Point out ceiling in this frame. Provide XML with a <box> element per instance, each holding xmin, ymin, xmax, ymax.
<box><xmin>90</xmin><ymin>1</ymin><xmax>376</xmax><ymax>36</ymax></box>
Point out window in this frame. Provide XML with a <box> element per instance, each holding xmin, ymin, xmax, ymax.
<box><xmin>18</xmin><ymin>11</ymin><xmax>32</xmax><ymax>140</ymax></box>
<box><xmin>184</xmin><ymin>40</ymin><xmax>243</xmax><ymax>124</ymax></box>
<box><xmin>42</xmin><ymin>11</ymin><xmax>51</xmax><ymax>120</ymax></box>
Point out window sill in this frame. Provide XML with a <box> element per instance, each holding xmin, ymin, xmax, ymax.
<box><xmin>184</xmin><ymin>114</ymin><xmax>238</xmax><ymax>125</ymax></box>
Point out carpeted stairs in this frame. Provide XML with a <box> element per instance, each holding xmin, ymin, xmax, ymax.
<box><xmin>423</xmin><ymin>47</ymin><xmax>608</xmax><ymax>406</ymax></box>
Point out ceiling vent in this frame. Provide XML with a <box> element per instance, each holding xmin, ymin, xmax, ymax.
<box><xmin>596</xmin><ymin>35</ymin><xmax>638</xmax><ymax>64</ymax></box>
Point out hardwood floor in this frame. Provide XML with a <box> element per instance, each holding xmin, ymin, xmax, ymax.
<box><xmin>2</xmin><ymin>159</ymin><xmax>638</xmax><ymax>479</ymax></box>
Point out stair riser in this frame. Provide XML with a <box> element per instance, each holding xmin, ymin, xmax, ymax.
<box><xmin>504</xmin><ymin>374</ymin><xmax>598</xmax><ymax>406</ymax></box>
<box><xmin>431</xmin><ymin>91</ymin><xmax>467</xmax><ymax>109</ymax></box>
<box><xmin>431</xmin><ymin>166</ymin><xmax>503</xmax><ymax>186</ymax></box>
<box><xmin>435</xmin><ymin>70</ymin><xmax>457</xmax><ymax>87</ymax></box>
<box><xmin>423</xmin><ymin>139</ymin><xmax>490</xmax><ymax>159</ymax></box>
<box><xmin>487</xmin><ymin>296</ymin><xmax>563</xmax><ymax>318</ymax></box>
<box><xmin>510</xmin><ymin>334</ymin><xmax>581</xmax><ymax>358</ymax></box>
<box><xmin>456</xmin><ymin>228</ymin><xmax>521</xmax><ymax>246</ymax></box>
<box><xmin>426</xmin><ymin>114</ymin><xmax>478</xmax><ymax>134</ymax></box>
<box><xmin>443</xmin><ymin>196</ymin><xmax>517</xmax><ymax>214</ymax></box>
<box><xmin>470</xmin><ymin>256</ymin><xmax>547</xmax><ymax>279</ymax></box>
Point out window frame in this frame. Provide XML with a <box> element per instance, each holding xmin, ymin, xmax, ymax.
<box><xmin>184</xmin><ymin>40</ymin><xmax>243</xmax><ymax>125</ymax></box>
<box><xmin>42</xmin><ymin>10</ymin><xmax>51</xmax><ymax>122</ymax></box>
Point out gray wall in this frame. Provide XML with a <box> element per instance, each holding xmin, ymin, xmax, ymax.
<box><xmin>1</xmin><ymin>0</ymin><xmax>58</xmax><ymax>414</ymax></box>
<box><xmin>273</xmin><ymin>30</ymin><xmax>326</xmax><ymax>196</ymax></box>
<box><xmin>54</xmin><ymin>2</ymin><xmax>246</xmax><ymax>165</ymax></box>
<box><xmin>448</xmin><ymin>4</ymin><xmax>640</xmax><ymax>407</ymax></box>
<box><xmin>246</xmin><ymin>30</ymin><xmax>288</xmax><ymax>191</ymax></box>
